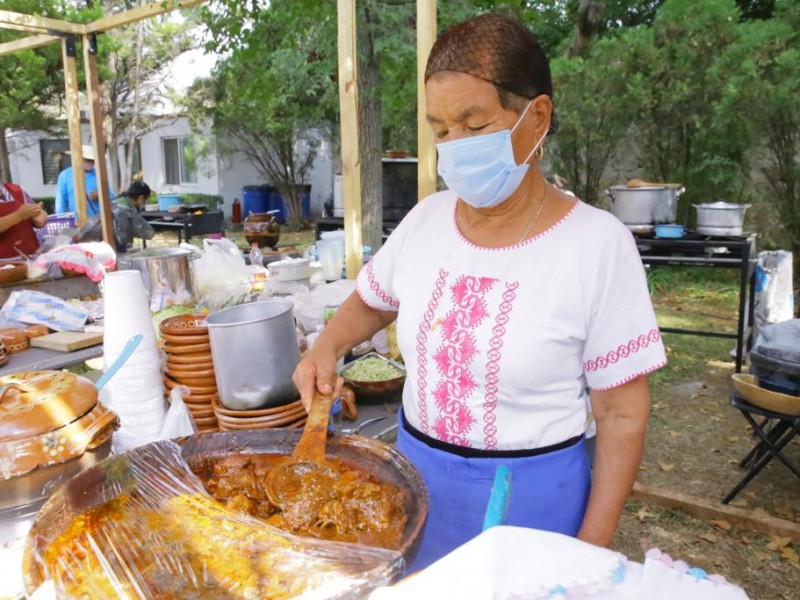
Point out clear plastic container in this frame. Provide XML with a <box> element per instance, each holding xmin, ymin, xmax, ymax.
<box><xmin>248</xmin><ymin>242</ymin><xmax>263</xmax><ymax>267</ymax></box>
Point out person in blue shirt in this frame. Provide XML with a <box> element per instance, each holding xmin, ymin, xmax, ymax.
<box><xmin>55</xmin><ymin>144</ymin><xmax>115</xmax><ymax>215</ymax></box>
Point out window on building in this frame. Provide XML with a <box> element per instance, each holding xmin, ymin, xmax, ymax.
<box><xmin>40</xmin><ymin>139</ymin><xmax>71</xmax><ymax>184</ymax></box>
<box><xmin>162</xmin><ymin>137</ymin><xmax>197</xmax><ymax>185</ymax></box>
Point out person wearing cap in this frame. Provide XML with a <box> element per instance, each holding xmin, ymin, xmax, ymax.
<box><xmin>0</xmin><ymin>182</ymin><xmax>47</xmax><ymax>259</ymax></box>
<box><xmin>294</xmin><ymin>14</ymin><xmax>666</xmax><ymax>571</ymax></box>
<box><xmin>55</xmin><ymin>144</ymin><xmax>115</xmax><ymax>215</ymax></box>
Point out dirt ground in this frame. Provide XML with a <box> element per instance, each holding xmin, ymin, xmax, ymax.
<box><xmin>611</xmin><ymin>268</ymin><xmax>800</xmax><ymax>599</ymax></box>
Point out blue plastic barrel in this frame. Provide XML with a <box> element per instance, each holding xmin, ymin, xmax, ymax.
<box><xmin>242</xmin><ymin>185</ymin><xmax>272</xmax><ymax>217</ymax></box>
<box><xmin>271</xmin><ymin>185</ymin><xmax>311</xmax><ymax>221</ymax></box>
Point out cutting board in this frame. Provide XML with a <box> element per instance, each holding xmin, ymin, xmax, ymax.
<box><xmin>30</xmin><ymin>331</ymin><xmax>104</xmax><ymax>352</ymax></box>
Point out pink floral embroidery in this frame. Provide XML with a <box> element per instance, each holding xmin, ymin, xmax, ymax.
<box><xmin>415</xmin><ymin>269</ymin><xmax>448</xmax><ymax>434</ymax></box>
<box><xmin>432</xmin><ymin>275</ymin><xmax>497</xmax><ymax>446</ymax></box>
<box><xmin>365</xmin><ymin>261</ymin><xmax>399</xmax><ymax>309</ymax></box>
<box><xmin>584</xmin><ymin>328</ymin><xmax>662</xmax><ymax>372</ymax></box>
<box><xmin>483</xmin><ymin>282</ymin><xmax>519</xmax><ymax>449</ymax></box>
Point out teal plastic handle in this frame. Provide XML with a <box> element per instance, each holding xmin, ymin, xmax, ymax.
<box><xmin>483</xmin><ymin>464</ymin><xmax>512</xmax><ymax>531</ymax></box>
<box><xmin>95</xmin><ymin>334</ymin><xmax>143</xmax><ymax>392</ymax></box>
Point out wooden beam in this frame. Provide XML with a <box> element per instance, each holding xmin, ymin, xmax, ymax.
<box><xmin>0</xmin><ymin>33</ymin><xmax>60</xmax><ymax>57</ymax></box>
<box><xmin>85</xmin><ymin>0</ymin><xmax>206</xmax><ymax>34</ymax></box>
<box><xmin>0</xmin><ymin>9</ymin><xmax>84</xmax><ymax>35</ymax></box>
<box><xmin>337</xmin><ymin>0</ymin><xmax>363</xmax><ymax>278</ymax></box>
<box><xmin>83</xmin><ymin>34</ymin><xmax>114</xmax><ymax>245</ymax></box>
<box><xmin>631</xmin><ymin>482</ymin><xmax>800</xmax><ymax>543</ymax></box>
<box><xmin>61</xmin><ymin>36</ymin><xmax>87</xmax><ymax>227</ymax></box>
<box><xmin>416</xmin><ymin>0</ymin><xmax>437</xmax><ymax>201</ymax></box>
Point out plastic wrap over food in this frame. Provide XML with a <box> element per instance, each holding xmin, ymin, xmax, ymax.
<box><xmin>24</xmin><ymin>440</ymin><xmax>404</xmax><ymax>599</ymax></box>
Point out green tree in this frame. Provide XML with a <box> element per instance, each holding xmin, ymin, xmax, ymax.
<box><xmin>0</xmin><ymin>0</ymin><xmax>64</xmax><ymax>183</ymax></box>
<box><xmin>193</xmin><ymin>0</ymin><xmax>337</xmax><ymax>229</ymax></box>
<box><xmin>549</xmin><ymin>37</ymin><xmax>634</xmax><ymax>204</ymax></box>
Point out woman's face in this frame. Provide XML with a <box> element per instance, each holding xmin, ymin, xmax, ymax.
<box><xmin>426</xmin><ymin>71</ymin><xmax>551</xmax><ymax>165</ymax></box>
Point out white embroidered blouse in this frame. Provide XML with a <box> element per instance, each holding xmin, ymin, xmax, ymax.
<box><xmin>356</xmin><ymin>191</ymin><xmax>667</xmax><ymax>450</ymax></box>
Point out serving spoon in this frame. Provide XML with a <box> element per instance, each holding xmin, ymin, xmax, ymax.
<box><xmin>264</xmin><ymin>392</ymin><xmax>334</xmax><ymax>509</ymax></box>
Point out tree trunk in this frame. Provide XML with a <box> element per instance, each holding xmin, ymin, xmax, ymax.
<box><xmin>124</xmin><ymin>19</ymin><xmax>146</xmax><ymax>189</ymax></box>
<box><xmin>358</xmin><ymin>0</ymin><xmax>384</xmax><ymax>253</ymax></box>
<box><xmin>565</xmin><ymin>0</ymin><xmax>602</xmax><ymax>58</ymax></box>
<box><xmin>0</xmin><ymin>130</ymin><xmax>11</xmax><ymax>184</ymax></box>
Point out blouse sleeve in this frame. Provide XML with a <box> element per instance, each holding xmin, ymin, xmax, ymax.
<box><xmin>583</xmin><ymin>228</ymin><xmax>667</xmax><ymax>390</ymax></box>
<box><xmin>355</xmin><ymin>214</ymin><xmax>414</xmax><ymax>313</ymax></box>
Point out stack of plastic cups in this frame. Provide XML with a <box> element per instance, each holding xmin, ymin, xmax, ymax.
<box><xmin>101</xmin><ymin>270</ymin><xmax>166</xmax><ymax>452</ymax></box>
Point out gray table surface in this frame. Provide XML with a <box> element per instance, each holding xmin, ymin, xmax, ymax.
<box><xmin>0</xmin><ymin>344</ymin><xmax>103</xmax><ymax>376</ymax></box>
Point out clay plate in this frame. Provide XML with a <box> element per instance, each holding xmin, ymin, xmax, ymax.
<box><xmin>165</xmin><ymin>367</ymin><xmax>215</xmax><ymax>380</ymax></box>
<box><xmin>166</xmin><ymin>360</ymin><xmax>215</xmax><ymax>372</ymax></box>
<box><xmin>162</xmin><ymin>342</ymin><xmax>211</xmax><ymax>355</ymax></box>
<box><xmin>165</xmin><ymin>352</ymin><xmax>213</xmax><ymax>365</ymax></box>
<box><xmin>164</xmin><ymin>377</ymin><xmax>217</xmax><ymax>395</ymax></box>
<box><xmin>212</xmin><ymin>395</ymin><xmax>303</xmax><ymax>418</ymax></box>
<box><xmin>159</xmin><ymin>314</ymin><xmax>208</xmax><ymax>336</ymax></box>
<box><xmin>160</xmin><ymin>332</ymin><xmax>209</xmax><ymax>346</ymax></box>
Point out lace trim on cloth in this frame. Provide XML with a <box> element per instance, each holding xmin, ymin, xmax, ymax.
<box><xmin>584</xmin><ymin>328</ymin><xmax>662</xmax><ymax>372</ymax></box>
<box><xmin>482</xmin><ymin>281</ymin><xmax>519</xmax><ymax>449</ymax></box>
<box><xmin>414</xmin><ymin>268</ymin><xmax>449</xmax><ymax>435</ymax></box>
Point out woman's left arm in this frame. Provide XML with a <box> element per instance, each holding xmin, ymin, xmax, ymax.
<box><xmin>578</xmin><ymin>375</ymin><xmax>650</xmax><ymax>547</ymax></box>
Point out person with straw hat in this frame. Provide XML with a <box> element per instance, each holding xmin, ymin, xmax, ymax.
<box><xmin>55</xmin><ymin>144</ymin><xmax>115</xmax><ymax>216</ymax></box>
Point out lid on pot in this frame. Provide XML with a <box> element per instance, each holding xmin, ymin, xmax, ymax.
<box><xmin>125</xmin><ymin>247</ymin><xmax>193</xmax><ymax>259</ymax></box>
<box><xmin>0</xmin><ymin>371</ymin><xmax>118</xmax><ymax>481</ymax></box>
<box><xmin>0</xmin><ymin>371</ymin><xmax>98</xmax><ymax>442</ymax></box>
<box><xmin>693</xmin><ymin>200</ymin><xmax>751</xmax><ymax>210</ymax></box>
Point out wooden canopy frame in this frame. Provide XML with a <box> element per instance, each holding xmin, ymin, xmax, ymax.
<box><xmin>0</xmin><ymin>0</ymin><xmax>205</xmax><ymax>245</ymax></box>
<box><xmin>0</xmin><ymin>0</ymin><xmax>438</xmax><ymax>272</ymax></box>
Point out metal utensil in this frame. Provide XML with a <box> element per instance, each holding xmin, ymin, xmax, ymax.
<box><xmin>340</xmin><ymin>416</ymin><xmax>388</xmax><ymax>435</ymax></box>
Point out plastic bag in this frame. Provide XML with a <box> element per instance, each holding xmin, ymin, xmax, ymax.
<box><xmin>28</xmin><ymin>242</ymin><xmax>116</xmax><ymax>283</ymax></box>
<box><xmin>161</xmin><ymin>386</ymin><xmax>198</xmax><ymax>439</ymax></box>
<box><xmin>0</xmin><ymin>290</ymin><xmax>88</xmax><ymax>332</ymax></box>
<box><xmin>754</xmin><ymin>250</ymin><xmax>794</xmax><ymax>333</ymax></box>
<box><xmin>25</xmin><ymin>440</ymin><xmax>403</xmax><ymax>599</ymax></box>
<box><xmin>192</xmin><ymin>238</ymin><xmax>251</xmax><ymax>311</ymax></box>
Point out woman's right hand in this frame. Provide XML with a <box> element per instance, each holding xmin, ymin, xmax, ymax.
<box><xmin>15</xmin><ymin>204</ymin><xmax>41</xmax><ymax>222</ymax></box>
<box><xmin>293</xmin><ymin>339</ymin><xmax>343</xmax><ymax>412</ymax></box>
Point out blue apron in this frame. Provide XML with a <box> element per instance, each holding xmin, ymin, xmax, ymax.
<box><xmin>397</xmin><ymin>411</ymin><xmax>591</xmax><ymax>573</ymax></box>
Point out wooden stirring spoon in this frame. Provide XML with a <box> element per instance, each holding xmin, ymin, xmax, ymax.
<box><xmin>264</xmin><ymin>392</ymin><xmax>335</xmax><ymax>509</ymax></box>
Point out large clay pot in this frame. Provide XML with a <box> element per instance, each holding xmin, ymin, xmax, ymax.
<box><xmin>243</xmin><ymin>212</ymin><xmax>280</xmax><ymax>249</ymax></box>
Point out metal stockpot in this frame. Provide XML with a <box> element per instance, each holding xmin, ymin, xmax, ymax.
<box><xmin>118</xmin><ymin>247</ymin><xmax>194</xmax><ymax>300</ymax></box>
<box><xmin>206</xmin><ymin>300</ymin><xmax>301</xmax><ymax>410</ymax></box>
<box><xmin>693</xmin><ymin>201</ymin><xmax>751</xmax><ymax>236</ymax></box>
<box><xmin>607</xmin><ymin>185</ymin><xmax>684</xmax><ymax>226</ymax></box>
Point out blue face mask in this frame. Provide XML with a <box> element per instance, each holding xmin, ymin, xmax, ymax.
<box><xmin>436</xmin><ymin>99</ymin><xmax>547</xmax><ymax>209</ymax></box>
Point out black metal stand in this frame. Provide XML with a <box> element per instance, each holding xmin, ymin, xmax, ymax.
<box><xmin>636</xmin><ymin>232</ymin><xmax>757</xmax><ymax>373</ymax></box>
<box><xmin>141</xmin><ymin>210</ymin><xmax>224</xmax><ymax>245</ymax></box>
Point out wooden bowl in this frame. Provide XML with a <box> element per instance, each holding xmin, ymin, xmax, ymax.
<box><xmin>161</xmin><ymin>332</ymin><xmax>209</xmax><ymax>346</ymax></box>
<box><xmin>159</xmin><ymin>314</ymin><xmax>208</xmax><ymax>336</ymax></box>
<box><xmin>212</xmin><ymin>395</ymin><xmax>303</xmax><ymax>418</ymax></box>
<box><xmin>0</xmin><ymin>261</ymin><xmax>27</xmax><ymax>285</ymax></box>
<box><xmin>732</xmin><ymin>374</ymin><xmax>800</xmax><ymax>416</ymax></box>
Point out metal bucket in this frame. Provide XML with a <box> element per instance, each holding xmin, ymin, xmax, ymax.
<box><xmin>206</xmin><ymin>300</ymin><xmax>300</xmax><ymax>410</ymax></box>
<box><xmin>117</xmin><ymin>248</ymin><xmax>194</xmax><ymax>300</ymax></box>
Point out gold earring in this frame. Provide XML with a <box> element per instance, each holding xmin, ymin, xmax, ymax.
<box><xmin>534</xmin><ymin>144</ymin><xmax>545</xmax><ymax>161</ymax></box>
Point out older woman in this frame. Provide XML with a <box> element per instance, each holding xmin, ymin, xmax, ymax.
<box><xmin>295</xmin><ymin>13</ymin><xmax>666</xmax><ymax>570</ymax></box>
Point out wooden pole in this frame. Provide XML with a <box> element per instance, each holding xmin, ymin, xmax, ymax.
<box><xmin>61</xmin><ymin>35</ymin><xmax>87</xmax><ymax>226</ymax></box>
<box><xmin>337</xmin><ymin>0</ymin><xmax>363</xmax><ymax>278</ymax></box>
<box><xmin>83</xmin><ymin>33</ymin><xmax>114</xmax><ymax>245</ymax></box>
<box><xmin>85</xmin><ymin>0</ymin><xmax>206</xmax><ymax>34</ymax></box>
<box><xmin>0</xmin><ymin>9</ymin><xmax>84</xmax><ymax>35</ymax></box>
<box><xmin>0</xmin><ymin>33</ymin><xmax>59</xmax><ymax>57</ymax></box>
<box><xmin>416</xmin><ymin>0</ymin><xmax>437</xmax><ymax>201</ymax></box>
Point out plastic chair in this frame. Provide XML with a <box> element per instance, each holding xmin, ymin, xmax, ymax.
<box><xmin>723</xmin><ymin>390</ymin><xmax>800</xmax><ymax>504</ymax></box>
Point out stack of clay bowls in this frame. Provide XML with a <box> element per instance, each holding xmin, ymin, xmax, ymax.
<box><xmin>212</xmin><ymin>396</ymin><xmax>307</xmax><ymax>432</ymax></box>
<box><xmin>160</xmin><ymin>314</ymin><xmax>218</xmax><ymax>433</ymax></box>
